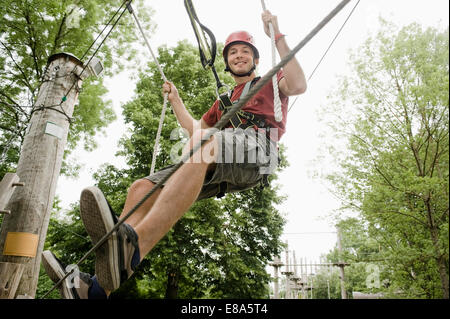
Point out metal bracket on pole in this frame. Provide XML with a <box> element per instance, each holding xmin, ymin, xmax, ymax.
<box><xmin>0</xmin><ymin>173</ymin><xmax>22</xmax><ymax>214</ymax></box>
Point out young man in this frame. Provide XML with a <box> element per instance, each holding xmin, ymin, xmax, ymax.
<box><xmin>42</xmin><ymin>10</ymin><xmax>307</xmax><ymax>299</ymax></box>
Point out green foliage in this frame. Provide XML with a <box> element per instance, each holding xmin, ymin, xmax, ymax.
<box><xmin>311</xmin><ymin>267</ymin><xmax>342</xmax><ymax>299</ymax></box>
<box><xmin>0</xmin><ymin>0</ymin><xmax>154</xmax><ymax>178</ymax></box>
<box><xmin>36</xmin><ymin>265</ymin><xmax>60</xmax><ymax>300</ymax></box>
<box><xmin>35</xmin><ymin>201</ymin><xmax>96</xmax><ymax>299</ymax></box>
<box><xmin>318</xmin><ymin>20</ymin><xmax>449</xmax><ymax>298</ymax></box>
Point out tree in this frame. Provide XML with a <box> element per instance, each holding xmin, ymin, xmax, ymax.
<box><xmin>0</xmin><ymin>0</ymin><xmax>154</xmax><ymax>178</ymax></box>
<box><xmin>311</xmin><ymin>265</ymin><xmax>341</xmax><ymax>299</ymax></box>
<box><xmin>318</xmin><ymin>21</ymin><xmax>449</xmax><ymax>298</ymax></box>
<box><xmin>39</xmin><ymin>40</ymin><xmax>287</xmax><ymax>299</ymax></box>
<box><xmin>324</xmin><ymin>218</ymin><xmax>390</xmax><ymax>299</ymax></box>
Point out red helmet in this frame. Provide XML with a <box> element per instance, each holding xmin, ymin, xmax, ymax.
<box><xmin>223</xmin><ymin>31</ymin><xmax>260</xmax><ymax>60</ymax></box>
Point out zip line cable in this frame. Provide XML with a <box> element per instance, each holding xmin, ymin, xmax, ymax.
<box><xmin>283</xmin><ymin>232</ymin><xmax>337</xmax><ymax>235</ymax></box>
<box><xmin>41</xmin><ymin>0</ymin><xmax>351</xmax><ymax>298</ymax></box>
<box><xmin>288</xmin><ymin>0</ymin><xmax>360</xmax><ymax>113</ymax></box>
<box><xmin>62</xmin><ymin>3</ymin><xmax>130</xmax><ymax>103</ymax></box>
<box><xmin>3</xmin><ymin>0</ymin><xmax>131</xmax><ymax>160</ymax></box>
<box><xmin>2</xmin><ymin>3</ymin><xmax>131</xmax><ymax>168</ymax></box>
<box><xmin>3</xmin><ymin>2</ymin><xmax>131</xmax><ymax>166</ymax></box>
<box><xmin>126</xmin><ymin>3</ymin><xmax>167</xmax><ymax>82</ymax></box>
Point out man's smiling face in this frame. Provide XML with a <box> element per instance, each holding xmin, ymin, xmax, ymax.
<box><xmin>227</xmin><ymin>43</ymin><xmax>258</xmax><ymax>76</ymax></box>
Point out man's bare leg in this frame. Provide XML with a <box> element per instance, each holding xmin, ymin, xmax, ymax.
<box><xmin>134</xmin><ymin>130</ymin><xmax>217</xmax><ymax>259</ymax></box>
<box><xmin>119</xmin><ymin>179</ymin><xmax>162</xmax><ymax>227</ymax></box>
<box><xmin>134</xmin><ymin>161</ymin><xmax>208</xmax><ymax>258</ymax></box>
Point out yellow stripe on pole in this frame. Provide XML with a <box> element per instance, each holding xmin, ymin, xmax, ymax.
<box><xmin>3</xmin><ymin>232</ymin><xmax>39</xmax><ymax>258</ymax></box>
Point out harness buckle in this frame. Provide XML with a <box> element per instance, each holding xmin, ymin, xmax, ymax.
<box><xmin>216</xmin><ymin>83</ymin><xmax>232</xmax><ymax>100</ymax></box>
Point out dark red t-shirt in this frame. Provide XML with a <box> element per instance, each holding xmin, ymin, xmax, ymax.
<box><xmin>202</xmin><ymin>71</ymin><xmax>289</xmax><ymax>141</ymax></box>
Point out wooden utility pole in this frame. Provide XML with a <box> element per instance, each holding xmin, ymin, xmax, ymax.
<box><xmin>0</xmin><ymin>53</ymin><xmax>101</xmax><ymax>298</ymax></box>
<box><xmin>270</xmin><ymin>256</ymin><xmax>283</xmax><ymax>299</ymax></box>
<box><xmin>336</xmin><ymin>227</ymin><xmax>348</xmax><ymax>299</ymax></box>
<box><xmin>291</xmin><ymin>251</ymin><xmax>300</xmax><ymax>299</ymax></box>
<box><xmin>281</xmin><ymin>243</ymin><xmax>293</xmax><ymax>299</ymax></box>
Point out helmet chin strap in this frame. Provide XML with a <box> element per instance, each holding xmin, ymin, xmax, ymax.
<box><xmin>225</xmin><ymin>63</ymin><xmax>257</xmax><ymax>78</ymax></box>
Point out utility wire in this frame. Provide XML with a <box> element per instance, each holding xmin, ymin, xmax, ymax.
<box><xmin>60</xmin><ymin>2</ymin><xmax>131</xmax><ymax>107</ymax></box>
<box><xmin>2</xmin><ymin>2</ymin><xmax>132</xmax><ymax>163</ymax></box>
<box><xmin>288</xmin><ymin>0</ymin><xmax>360</xmax><ymax>113</ymax></box>
<box><xmin>79</xmin><ymin>1</ymin><xmax>129</xmax><ymax>61</ymax></box>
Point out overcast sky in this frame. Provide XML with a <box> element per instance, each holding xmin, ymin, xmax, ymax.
<box><xmin>56</xmin><ymin>0</ymin><xmax>449</xmax><ymax>269</ymax></box>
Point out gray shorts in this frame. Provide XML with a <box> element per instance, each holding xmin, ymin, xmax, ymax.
<box><xmin>145</xmin><ymin>128</ymin><xmax>278</xmax><ymax>200</ymax></box>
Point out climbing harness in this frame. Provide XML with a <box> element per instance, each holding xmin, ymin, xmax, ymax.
<box><xmin>126</xmin><ymin>2</ymin><xmax>168</xmax><ymax>176</ymax></box>
<box><xmin>41</xmin><ymin>0</ymin><xmax>352</xmax><ymax>299</ymax></box>
<box><xmin>260</xmin><ymin>0</ymin><xmax>283</xmax><ymax>123</ymax></box>
<box><xmin>218</xmin><ymin>77</ymin><xmax>266</xmax><ymax>130</ymax></box>
<box><xmin>217</xmin><ymin>76</ymin><xmax>275</xmax><ymax>194</ymax></box>
<box><xmin>184</xmin><ymin>0</ymin><xmax>231</xmax><ymax>97</ymax></box>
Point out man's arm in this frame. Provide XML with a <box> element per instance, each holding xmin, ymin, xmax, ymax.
<box><xmin>200</xmin><ymin>118</ymin><xmax>211</xmax><ymax>129</ymax></box>
<box><xmin>163</xmin><ymin>81</ymin><xmax>201</xmax><ymax>137</ymax></box>
<box><xmin>262</xmin><ymin>10</ymin><xmax>307</xmax><ymax>97</ymax></box>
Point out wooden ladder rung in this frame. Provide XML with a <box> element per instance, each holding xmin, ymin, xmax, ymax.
<box><xmin>0</xmin><ymin>173</ymin><xmax>23</xmax><ymax>212</ymax></box>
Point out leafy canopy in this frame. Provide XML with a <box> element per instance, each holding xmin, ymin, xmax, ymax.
<box><xmin>317</xmin><ymin>20</ymin><xmax>448</xmax><ymax>298</ymax></box>
<box><xmin>0</xmin><ymin>0</ymin><xmax>154</xmax><ymax>177</ymax></box>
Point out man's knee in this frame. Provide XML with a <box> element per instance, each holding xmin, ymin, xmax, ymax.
<box><xmin>128</xmin><ymin>178</ymin><xmax>154</xmax><ymax>195</ymax></box>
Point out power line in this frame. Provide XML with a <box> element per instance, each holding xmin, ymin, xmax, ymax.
<box><xmin>283</xmin><ymin>232</ymin><xmax>337</xmax><ymax>235</ymax></box>
<box><xmin>80</xmin><ymin>1</ymin><xmax>129</xmax><ymax>61</ymax></box>
<box><xmin>31</xmin><ymin>1</ymin><xmax>132</xmax><ymax>124</ymax></box>
<box><xmin>288</xmin><ymin>0</ymin><xmax>360</xmax><ymax>113</ymax></box>
<box><xmin>60</xmin><ymin>2</ymin><xmax>131</xmax><ymax>108</ymax></box>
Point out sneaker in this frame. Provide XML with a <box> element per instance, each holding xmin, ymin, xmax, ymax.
<box><xmin>80</xmin><ymin>186</ymin><xmax>140</xmax><ymax>292</ymax></box>
<box><xmin>41</xmin><ymin>250</ymin><xmax>91</xmax><ymax>299</ymax></box>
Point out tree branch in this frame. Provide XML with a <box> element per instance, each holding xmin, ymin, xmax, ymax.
<box><xmin>0</xmin><ymin>40</ymin><xmax>34</xmax><ymax>92</ymax></box>
<box><xmin>351</xmin><ymin>133</ymin><xmax>399</xmax><ymax>191</ymax></box>
<box><xmin>367</xmin><ymin>79</ymin><xmax>409</xmax><ymax>142</ymax></box>
<box><xmin>377</xmin><ymin>209</ymin><xmax>428</xmax><ymax>229</ymax></box>
<box><xmin>51</xmin><ymin>13</ymin><xmax>67</xmax><ymax>57</ymax></box>
<box><xmin>23</xmin><ymin>5</ymin><xmax>42</xmax><ymax>81</ymax></box>
<box><xmin>394</xmin><ymin>72</ymin><xmax>424</xmax><ymax>176</ymax></box>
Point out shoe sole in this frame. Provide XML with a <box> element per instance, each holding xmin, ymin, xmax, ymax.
<box><xmin>80</xmin><ymin>187</ymin><xmax>120</xmax><ymax>291</ymax></box>
<box><xmin>42</xmin><ymin>250</ymin><xmax>75</xmax><ymax>299</ymax></box>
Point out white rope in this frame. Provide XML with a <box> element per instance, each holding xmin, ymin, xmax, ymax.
<box><xmin>261</xmin><ymin>0</ymin><xmax>283</xmax><ymax>122</ymax></box>
<box><xmin>128</xmin><ymin>3</ymin><xmax>169</xmax><ymax>175</ymax></box>
<box><xmin>150</xmin><ymin>93</ymin><xmax>168</xmax><ymax>175</ymax></box>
